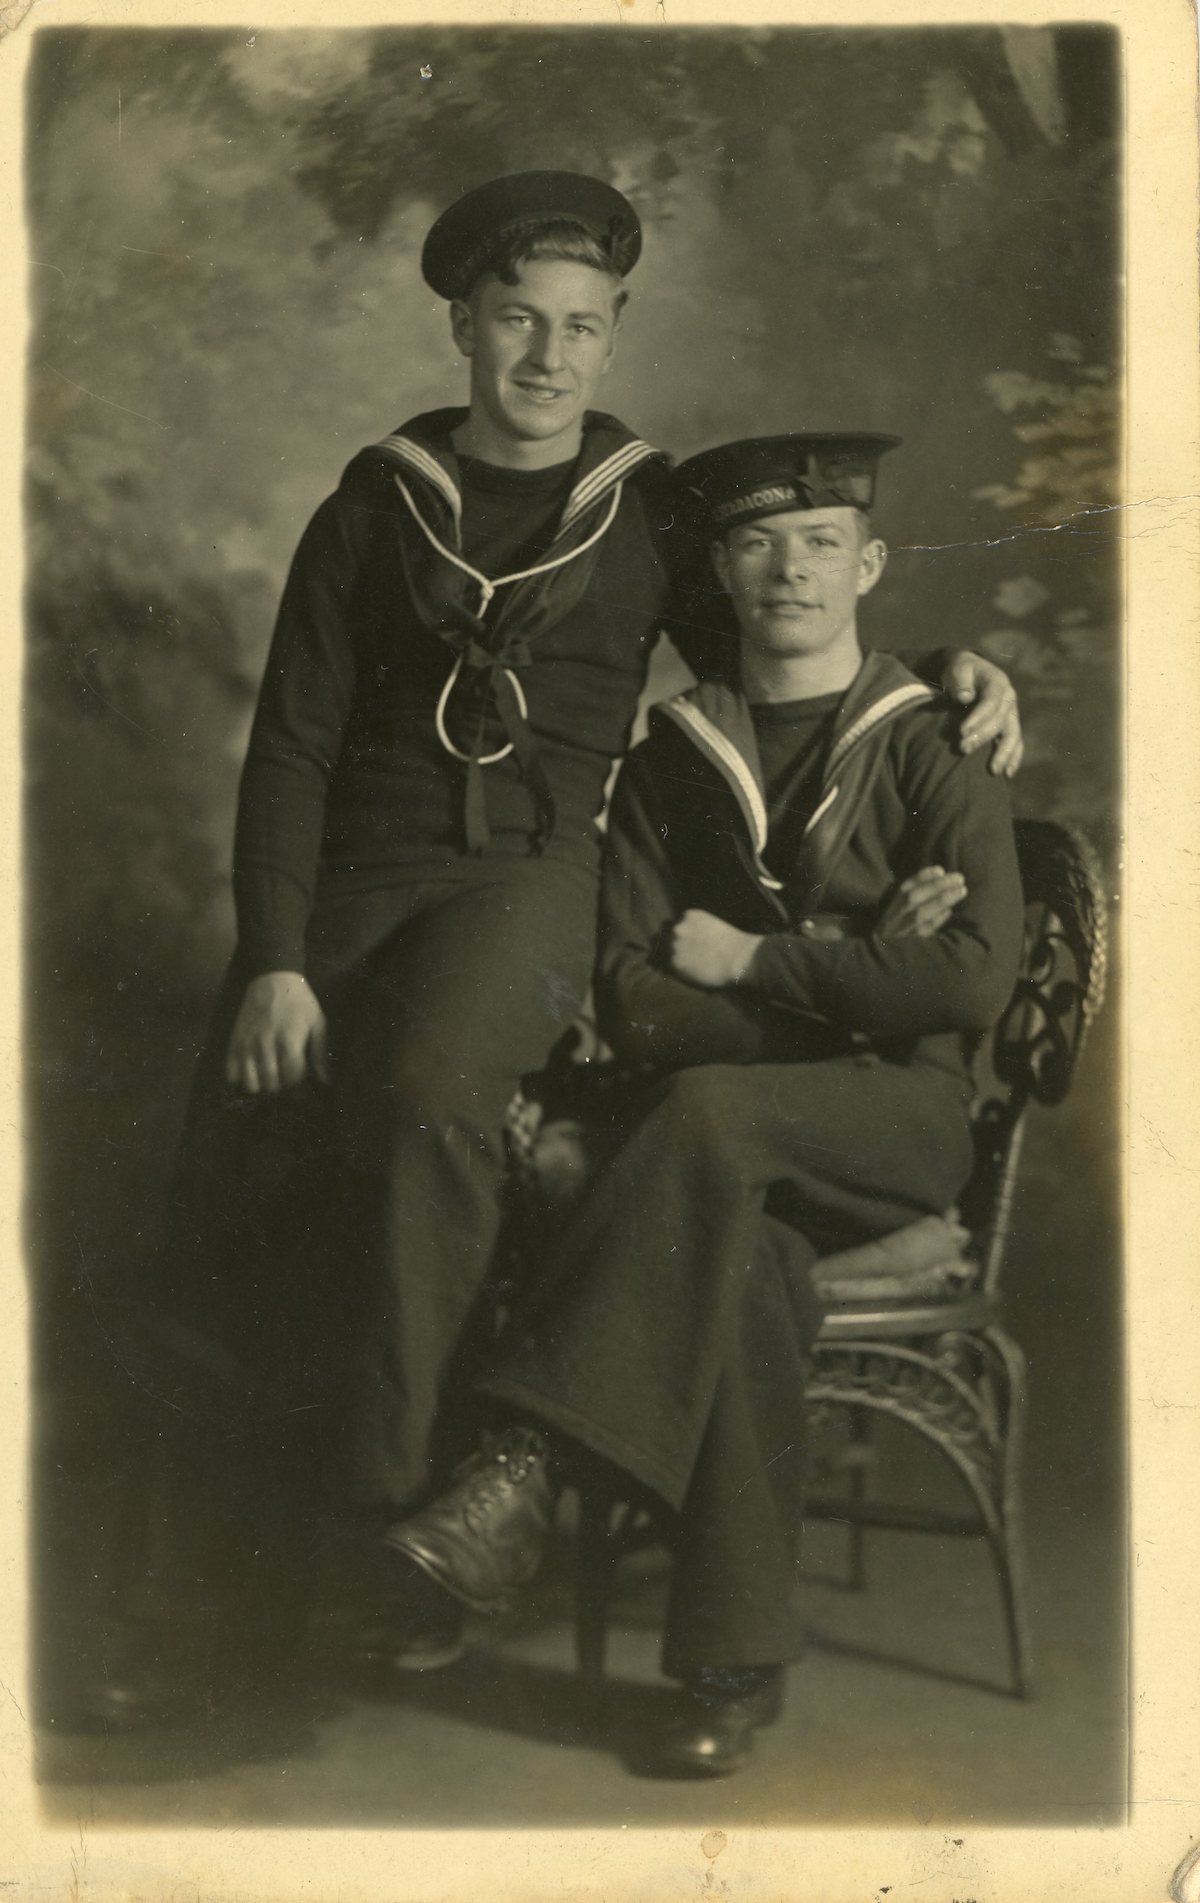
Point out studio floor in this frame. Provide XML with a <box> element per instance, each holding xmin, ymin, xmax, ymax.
<box><xmin>37</xmin><ymin>1465</ymin><xmax>1126</xmax><ymax>1833</ymax></box>
<box><xmin>29</xmin><ymin>1005</ymin><xmax>1127</xmax><ymax>1834</ymax></box>
<box><xmin>13</xmin><ymin>904</ymin><xmax>1144</xmax><ymax>1873</ymax></box>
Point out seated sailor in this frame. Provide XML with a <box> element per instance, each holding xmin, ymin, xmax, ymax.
<box><xmin>367</xmin><ymin>430</ymin><xmax>1027</xmax><ymax>1776</ymax></box>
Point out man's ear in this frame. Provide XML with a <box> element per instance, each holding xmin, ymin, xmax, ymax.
<box><xmin>856</xmin><ymin>537</ymin><xmax>888</xmax><ymax>598</ymax></box>
<box><xmin>710</xmin><ymin>536</ymin><xmax>731</xmax><ymax>591</ymax></box>
<box><xmin>449</xmin><ymin>298</ymin><xmax>474</xmax><ymax>359</ymax></box>
<box><xmin>600</xmin><ymin>309</ymin><xmax>622</xmax><ymax>377</ymax></box>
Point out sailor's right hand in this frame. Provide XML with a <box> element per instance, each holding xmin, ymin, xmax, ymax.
<box><xmin>225</xmin><ymin>971</ymin><xmax>331</xmax><ymax>1093</ymax></box>
<box><xmin>875</xmin><ymin>866</ymin><xmax>967</xmax><ymax>941</ymax></box>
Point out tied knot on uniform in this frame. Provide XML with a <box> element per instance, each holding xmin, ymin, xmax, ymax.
<box><xmin>437</xmin><ymin>599</ymin><xmax>533</xmax><ymax>673</ymax></box>
<box><xmin>435</xmin><ymin>602</ymin><xmax>550</xmax><ymax>856</ymax></box>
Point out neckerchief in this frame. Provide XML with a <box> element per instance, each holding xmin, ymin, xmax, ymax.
<box><xmin>370</xmin><ymin>409</ymin><xmax>665</xmax><ymax>853</ymax></box>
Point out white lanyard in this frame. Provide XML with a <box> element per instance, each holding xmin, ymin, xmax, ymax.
<box><xmin>394</xmin><ymin>473</ymin><xmax>623</xmax><ymax>765</ymax></box>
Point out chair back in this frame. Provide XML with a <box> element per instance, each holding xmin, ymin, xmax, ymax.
<box><xmin>961</xmin><ymin>818</ymin><xmax>1109</xmax><ymax>1295</ymax></box>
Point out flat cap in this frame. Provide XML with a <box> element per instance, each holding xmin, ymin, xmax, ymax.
<box><xmin>675</xmin><ymin>433</ymin><xmax>901</xmax><ymax>533</ymax></box>
<box><xmin>421</xmin><ymin>170</ymin><xmax>642</xmax><ymax>300</ymax></box>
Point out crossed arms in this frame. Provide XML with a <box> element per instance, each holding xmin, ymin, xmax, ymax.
<box><xmin>596</xmin><ymin>722</ymin><xmax>1025</xmax><ymax>1072</ymax></box>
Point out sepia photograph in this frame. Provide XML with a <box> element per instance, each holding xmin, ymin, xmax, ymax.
<box><xmin>2</xmin><ymin>2</ymin><xmax>1197</xmax><ymax>1895</ymax></box>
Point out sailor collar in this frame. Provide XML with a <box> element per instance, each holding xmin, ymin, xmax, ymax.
<box><xmin>373</xmin><ymin>408</ymin><xmax>663</xmax><ymax>542</ymax></box>
<box><xmin>652</xmin><ymin>651</ymin><xmax>939</xmax><ymax>892</ymax></box>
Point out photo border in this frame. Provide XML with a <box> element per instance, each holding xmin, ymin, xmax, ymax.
<box><xmin>1</xmin><ymin>3</ymin><xmax>1196</xmax><ymax>1897</ymax></box>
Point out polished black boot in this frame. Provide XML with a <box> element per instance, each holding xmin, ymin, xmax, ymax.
<box><xmin>649</xmin><ymin>1664</ymin><xmax>786</xmax><ymax>1777</ymax></box>
<box><xmin>304</xmin><ymin>1511</ymin><xmax>467</xmax><ymax>1675</ymax></box>
<box><xmin>64</xmin><ymin>1612</ymin><xmax>235</xmax><ymax>1731</ymax></box>
<box><xmin>343</xmin><ymin>1562</ymin><xmax>468</xmax><ymax>1674</ymax></box>
<box><xmin>380</xmin><ymin>1426</ymin><xmax>557</xmax><ymax>1615</ymax></box>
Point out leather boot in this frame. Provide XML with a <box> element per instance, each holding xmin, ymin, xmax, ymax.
<box><xmin>311</xmin><ymin>1521</ymin><xmax>468</xmax><ymax>1673</ymax></box>
<box><xmin>346</xmin><ymin>1565</ymin><xmax>468</xmax><ymax>1674</ymax></box>
<box><xmin>380</xmin><ymin>1427</ymin><xmax>558</xmax><ymax>1615</ymax></box>
<box><xmin>63</xmin><ymin>1615</ymin><xmax>223</xmax><ymax>1731</ymax></box>
<box><xmin>649</xmin><ymin>1664</ymin><xmax>786</xmax><ymax>1777</ymax></box>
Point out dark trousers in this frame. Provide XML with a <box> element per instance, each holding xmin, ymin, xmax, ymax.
<box><xmin>482</xmin><ymin>1055</ymin><xmax>975</xmax><ymax>1675</ymax></box>
<box><xmin>315</xmin><ymin>862</ymin><xmax>600</xmax><ymax>1505</ymax></box>
<box><xmin>135</xmin><ymin>856</ymin><xmax>601</xmax><ymax>1617</ymax></box>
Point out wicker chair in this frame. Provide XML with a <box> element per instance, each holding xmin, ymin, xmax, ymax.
<box><xmin>505</xmin><ymin>818</ymin><xmax>1108</xmax><ymax>1700</ymax></box>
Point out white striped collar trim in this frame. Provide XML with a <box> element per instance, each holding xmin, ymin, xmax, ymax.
<box><xmin>379</xmin><ymin>431</ymin><xmax>657</xmax><ymax>539</ymax></box>
<box><xmin>660</xmin><ymin>699</ymin><xmax>785</xmax><ymax>891</ymax></box>
<box><xmin>801</xmin><ymin>784</ymin><xmax>841</xmax><ymax>840</ymax></box>
<box><xmin>392</xmin><ymin>472</ymin><xmax>624</xmax><ymax>613</ymax></box>
<box><xmin>377</xmin><ymin>434</ymin><xmax>463</xmax><ymax>528</ymax></box>
<box><xmin>561</xmin><ymin>439</ymin><xmax>659</xmax><ymax>529</ymax></box>
<box><xmin>825</xmin><ymin>682</ymin><xmax>936</xmax><ymax>778</ymax></box>
<box><xmin>800</xmin><ymin>682</ymin><xmax>937</xmax><ymax>841</ymax></box>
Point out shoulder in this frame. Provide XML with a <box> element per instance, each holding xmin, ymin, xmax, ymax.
<box><xmin>626</xmin><ymin>452</ymin><xmax>674</xmax><ymax>509</ymax></box>
<box><xmin>622</xmin><ymin>697</ymin><xmax>735</xmax><ymax>805</ymax></box>
<box><xmin>891</xmin><ymin>692</ymin><xmax>958</xmax><ymax>751</ymax></box>
<box><xmin>887</xmin><ymin>694</ymin><xmax>1010</xmax><ymax>811</ymax></box>
<box><xmin>588</xmin><ymin>421</ymin><xmax>674</xmax><ymax>538</ymax></box>
<box><xmin>286</xmin><ymin>445</ymin><xmax>405</xmax><ymax>552</ymax></box>
<box><xmin>614</xmin><ymin>716</ymin><xmax>697</xmax><ymax>799</ymax></box>
<box><xmin>644</xmin><ymin>691</ymin><xmax>716</xmax><ymax>759</ymax></box>
<box><xmin>335</xmin><ymin>443</ymin><xmax>405</xmax><ymax>508</ymax></box>
<box><xmin>617</xmin><ymin>728</ymin><xmax>670</xmax><ymax>788</ymax></box>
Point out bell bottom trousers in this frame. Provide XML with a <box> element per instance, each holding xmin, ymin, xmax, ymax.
<box><xmin>137</xmin><ymin>857</ymin><xmax>602</xmax><ymax>1618</ymax></box>
<box><xmin>480</xmin><ymin>1056</ymin><xmax>975</xmax><ymax>1676</ymax></box>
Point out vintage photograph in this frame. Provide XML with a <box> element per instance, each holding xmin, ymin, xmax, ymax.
<box><xmin>22</xmin><ymin>16</ymin><xmax>1127</xmax><ymax>1839</ymax></box>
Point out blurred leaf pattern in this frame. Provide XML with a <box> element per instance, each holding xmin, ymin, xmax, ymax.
<box><xmin>26</xmin><ymin>25</ymin><xmax>1121</xmax><ymax>1007</ymax></box>
<box><xmin>972</xmin><ymin>339</ymin><xmax>1120</xmax><ymax>846</ymax></box>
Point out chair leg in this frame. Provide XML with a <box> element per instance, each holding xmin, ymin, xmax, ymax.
<box><xmin>810</xmin><ymin>1335</ymin><xmax>1035</xmax><ymax>1697</ymax></box>
<box><xmin>984</xmin><ymin>1326</ymin><xmax>1035</xmax><ymax>1698</ymax></box>
<box><xmin>845</xmin><ymin>1404</ymin><xmax>872</xmax><ymax>1590</ymax></box>
<box><xmin>575</xmin><ymin>1486</ymin><xmax>617</xmax><ymax>1685</ymax></box>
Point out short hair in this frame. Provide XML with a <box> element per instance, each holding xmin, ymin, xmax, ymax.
<box><xmin>712</xmin><ymin>507</ymin><xmax>876</xmax><ymax>549</ymax></box>
<box><xmin>460</xmin><ymin>218</ymin><xmax>629</xmax><ymax>315</ymax></box>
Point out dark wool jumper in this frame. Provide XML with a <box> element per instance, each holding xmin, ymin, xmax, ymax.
<box><xmin>232</xmin><ymin>408</ymin><xmax>676</xmax><ymax>975</ymax></box>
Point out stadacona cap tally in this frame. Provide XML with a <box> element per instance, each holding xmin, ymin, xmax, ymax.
<box><xmin>422</xmin><ymin>171</ymin><xmax>642</xmax><ymax>300</ymax></box>
<box><xmin>675</xmin><ymin>433</ymin><xmax>901</xmax><ymax>532</ymax></box>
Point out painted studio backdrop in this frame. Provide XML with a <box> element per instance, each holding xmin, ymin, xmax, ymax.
<box><xmin>26</xmin><ymin>24</ymin><xmax>1123</xmax><ymax>1818</ymax></box>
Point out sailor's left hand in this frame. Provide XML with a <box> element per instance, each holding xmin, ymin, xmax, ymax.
<box><xmin>944</xmin><ymin>650</ymin><xmax>1023</xmax><ymax>777</ymax></box>
<box><xmin>669</xmin><ymin>909</ymin><xmax>763</xmax><ymax>988</ymax></box>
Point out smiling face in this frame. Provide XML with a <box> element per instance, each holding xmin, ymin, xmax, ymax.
<box><xmin>450</xmin><ymin>257</ymin><xmax>621</xmax><ymax>467</ymax></box>
<box><xmin>712</xmin><ymin>506</ymin><xmax>887</xmax><ymax>666</ymax></box>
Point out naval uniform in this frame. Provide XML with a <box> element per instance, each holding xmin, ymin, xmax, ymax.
<box><xmin>144</xmin><ymin>419</ymin><xmax>971</xmax><ymax>1614</ymax></box>
<box><xmin>479</xmin><ymin>650</ymin><xmax>1024</xmax><ymax>1673</ymax></box>
<box><xmin>155</xmin><ymin>408</ymin><xmax>679</xmax><ymax>1524</ymax></box>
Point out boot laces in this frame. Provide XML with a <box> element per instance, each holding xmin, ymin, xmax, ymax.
<box><xmin>460</xmin><ymin>1433</ymin><xmax>545</xmax><ymax>1529</ymax></box>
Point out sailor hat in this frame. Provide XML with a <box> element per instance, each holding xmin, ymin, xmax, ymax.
<box><xmin>676</xmin><ymin>433</ymin><xmax>901</xmax><ymax>532</ymax></box>
<box><xmin>421</xmin><ymin>170</ymin><xmax>642</xmax><ymax>300</ymax></box>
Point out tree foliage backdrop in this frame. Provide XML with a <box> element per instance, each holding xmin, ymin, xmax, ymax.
<box><xmin>27</xmin><ymin>24</ymin><xmax>1120</xmax><ymax>1006</ymax></box>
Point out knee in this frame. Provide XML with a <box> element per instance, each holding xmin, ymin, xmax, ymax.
<box><xmin>377</xmin><ymin>1048</ymin><xmax>471</xmax><ymax>1128</ymax></box>
<box><xmin>648</xmin><ymin>1066</ymin><xmax>736</xmax><ymax>1161</ymax></box>
<box><xmin>337</xmin><ymin>1037</ymin><xmax>503</xmax><ymax>1175</ymax></box>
